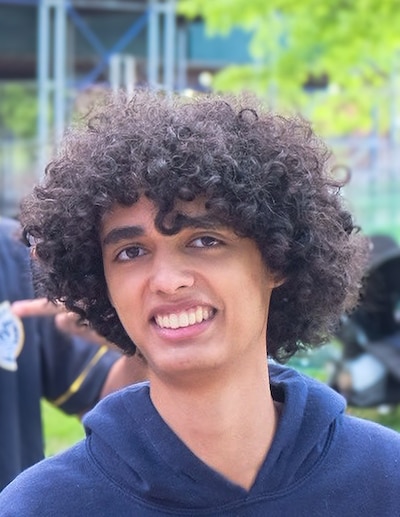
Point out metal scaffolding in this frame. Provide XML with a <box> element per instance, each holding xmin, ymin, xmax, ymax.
<box><xmin>32</xmin><ymin>0</ymin><xmax>178</xmax><ymax>173</ymax></box>
<box><xmin>0</xmin><ymin>0</ymin><xmax>182</xmax><ymax>214</ymax></box>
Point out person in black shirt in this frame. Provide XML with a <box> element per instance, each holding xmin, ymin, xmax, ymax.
<box><xmin>0</xmin><ymin>216</ymin><xmax>147</xmax><ymax>490</ymax></box>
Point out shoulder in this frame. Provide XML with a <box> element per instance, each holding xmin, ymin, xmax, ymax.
<box><xmin>322</xmin><ymin>415</ymin><xmax>400</xmax><ymax>511</ymax></box>
<box><xmin>0</xmin><ymin>218</ymin><xmax>32</xmax><ymax>301</ymax></box>
<box><xmin>0</xmin><ymin>217</ymin><xmax>23</xmax><ymax>249</ymax></box>
<box><xmin>0</xmin><ymin>217</ymin><xmax>28</xmax><ymax>263</ymax></box>
<box><xmin>0</xmin><ymin>217</ymin><xmax>19</xmax><ymax>234</ymax></box>
<box><xmin>333</xmin><ymin>413</ymin><xmax>400</xmax><ymax>476</ymax></box>
<box><xmin>0</xmin><ymin>442</ymin><xmax>93</xmax><ymax>515</ymax></box>
<box><xmin>340</xmin><ymin>411</ymin><xmax>400</xmax><ymax>441</ymax></box>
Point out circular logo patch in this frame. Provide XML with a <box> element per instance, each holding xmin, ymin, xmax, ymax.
<box><xmin>0</xmin><ymin>301</ymin><xmax>24</xmax><ymax>371</ymax></box>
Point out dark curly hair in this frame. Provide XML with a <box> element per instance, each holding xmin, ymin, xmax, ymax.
<box><xmin>20</xmin><ymin>89</ymin><xmax>368</xmax><ymax>362</ymax></box>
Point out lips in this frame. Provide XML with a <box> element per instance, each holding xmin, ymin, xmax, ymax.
<box><xmin>154</xmin><ymin>306</ymin><xmax>215</xmax><ymax>330</ymax></box>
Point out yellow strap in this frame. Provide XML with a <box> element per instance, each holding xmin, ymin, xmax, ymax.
<box><xmin>52</xmin><ymin>345</ymin><xmax>109</xmax><ymax>407</ymax></box>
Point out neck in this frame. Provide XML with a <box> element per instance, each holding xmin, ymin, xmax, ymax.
<box><xmin>150</xmin><ymin>362</ymin><xmax>278</xmax><ymax>491</ymax></box>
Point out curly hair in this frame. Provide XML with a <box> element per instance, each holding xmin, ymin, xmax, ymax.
<box><xmin>20</xmin><ymin>89</ymin><xmax>368</xmax><ymax>362</ymax></box>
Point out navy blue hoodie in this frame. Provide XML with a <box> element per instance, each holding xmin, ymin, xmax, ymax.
<box><xmin>1</xmin><ymin>364</ymin><xmax>399</xmax><ymax>516</ymax></box>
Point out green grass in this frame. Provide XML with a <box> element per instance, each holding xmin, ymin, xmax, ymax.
<box><xmin>41</xmin><ymin>400</ymin><xmax>85</xmax><ymax>457</ymax></box>
<box><xmin>346</xmin><ymin>405</ymin><xmax>400</xmax><ymax>432</ymax></box>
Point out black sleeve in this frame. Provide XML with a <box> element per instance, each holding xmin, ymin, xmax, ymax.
<box><xmin>0</xmin><ymin>216</ymin><xmax>121</xmax><ymax>415</ymax></box>
<box><xmin>39</xmin><ymin>317</ymin><xmax>121</xmax><ymax>414</ymax></box>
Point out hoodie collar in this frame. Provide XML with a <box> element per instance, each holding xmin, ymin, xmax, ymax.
<box><xmin>84</xmin><ymin>364</ymin><xmax>346</xmax><ymax>508</ymax></box>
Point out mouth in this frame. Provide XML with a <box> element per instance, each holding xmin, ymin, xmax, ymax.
<box><xmin>154</xmin><ymin>306</ymin><xmax>216</xmax><ymax>330</ymax></box>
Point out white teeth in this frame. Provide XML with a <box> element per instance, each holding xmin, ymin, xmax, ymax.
<box><xmin>155</xmin><ymin>306</ymin><xmax>214</xmax><ymax>329</ymax></box>
<box><xmin>179</xmin><ymin>312</ymin><xmax>189</xmax><ymax>327</ymax></box>
<box><xmin>195</xmin><ymin>306</ymin><xmax>203</xmax><ymax>323</ymax></box>
<box><xmin>169</xmin><ymin>314</ymin><xmax>179</xmax><ymax>329</ymax></box>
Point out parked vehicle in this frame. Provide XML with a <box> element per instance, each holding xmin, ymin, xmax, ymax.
<box><xmin>330</xmin><ymin>234</ymin><xmax>400</xmax><ymax>407</ymax></box>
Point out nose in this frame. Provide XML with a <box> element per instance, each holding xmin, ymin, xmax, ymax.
<box><xmin>149</xmin><ymin>253</ymin><xmax>195</xmax><ymax>294</ymax></box>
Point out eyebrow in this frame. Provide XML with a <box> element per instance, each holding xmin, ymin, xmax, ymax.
<box><xmin>102</xmin><ymin>215</ymin><xmax>227</xmax><ymax>246</ymax></box>
<box><xmin>102</xmin><ymin>225</ymin><xmax>144</xmax><ymax>246</ymax></box>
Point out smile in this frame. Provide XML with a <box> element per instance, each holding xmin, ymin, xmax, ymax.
<box><xmin>154</xmin><ymin>306</ymin><xmax>215</xmax><ymax>329</ymax></box>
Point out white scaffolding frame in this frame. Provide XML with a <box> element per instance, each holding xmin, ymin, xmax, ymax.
<box><xmin>35</xmin><ymin>0</ymin><xmax>178</xmax><ymax>175</ymax></box>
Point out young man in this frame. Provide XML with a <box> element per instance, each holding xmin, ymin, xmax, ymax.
<box><xmin>0</xmin><ymin>216</ymin><xmax>147</xmax><ymax>491</ymax></box>
<box><xmin>1</xmin><ymin>90</ymin><xmax>399</xmax><ymax>515</ymax></box>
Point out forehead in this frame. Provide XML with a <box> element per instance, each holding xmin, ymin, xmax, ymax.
<box><xmin>100</xmin><ymin>196</ymin><xmax>211</xmax><ymax>238</ymax></box>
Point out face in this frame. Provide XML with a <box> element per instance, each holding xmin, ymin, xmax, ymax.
<box><xmin>100</xmin><ymin>196</ymin><xmax>280</xmax><ymax>385</ymax></box>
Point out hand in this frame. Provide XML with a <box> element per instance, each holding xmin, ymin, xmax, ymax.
<box><xmin>11</xmin><ymin>298</ymin><xmax>107</xmax><ymax>346</ymax></box>
<box><xmin>12</xmin><ymin>298</ymin><xmax>149</xmax><ymax>405</ymax></box>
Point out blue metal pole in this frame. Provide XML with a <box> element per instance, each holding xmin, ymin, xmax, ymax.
<box><xmin>176</xmin><ymin>19</ymin><xmax>187</xmax><ymax>92</ymax></box>
<box><xmin>54</xmin><ymin>0</ymin><xmax>67</xmax><ymax>144</ymax></box>
<box><xmin>66</xmin><ymin>2</ymin><xmax>107</xmax><ymax>57</ymax></box>
<box><xmin>37</xmin><ymin>0</ymin><xmax>50</xmax><ymax>178</ymax></box>
<box><xmin>163</xmin><ymin>0</ymin><xmax>176</xmax><ymax>93</ymax></box>
<box><xmin>147</xmin><ymin>0</ymin><xmax>159</xmax><ymax>89</ymax></box>
<box><xmin>75</xmin><ymin>10</ymin><xmax>149</xmax><ymax>90</ymax></box>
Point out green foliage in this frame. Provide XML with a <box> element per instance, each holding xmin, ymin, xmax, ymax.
<box><xmin>0</xmin><ymin>83</ymin><xmax>38</xmax><ymax>138</ymax></box>
<box><xmin>178</xmin><ymin>0</ymin><xmax>400</xmax><ymax>135</ymax></box>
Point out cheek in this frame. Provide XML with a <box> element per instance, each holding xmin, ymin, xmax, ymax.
<box><xmin>103</xmin><ymin>266</ymin><xmax>116</xmax><ymax>307</ymax></box>
<box><xmin>104</xmin><ymin>269</ymin><xmax>131</xmax><ymax>314</ymax></box>
<box><xmin>106</xmin><ymin>273</ymin><xmax>143</xmax><ymax>323</ymax></box>
<box><xmin>241</xmin><ymin>280</ymin><xmax>270</xmax><ymax>316</ymax></box>
<box><xmin>108</xmin><ymin>288</ymin><xmax>140</xmax><ymax>342</ymax></box>
<box><xmin>241</xmin><ymin>266</ymin><xmax>275</xmax><ymax>314</ymax></box>
<box><xmin>108</xmin><ymin>282</ymin><xmax>128</xmax><ymax>311</ymax></box>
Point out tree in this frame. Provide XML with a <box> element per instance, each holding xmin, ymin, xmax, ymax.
<box><xmin>0</xmin><ymin>83</ymin><xmax>38</xmax><ymax>139</ymax></box>
<box><xmin>178</xmin><ymin>0</ymin><xmax>400</xmax><ymax>135</ymax></box>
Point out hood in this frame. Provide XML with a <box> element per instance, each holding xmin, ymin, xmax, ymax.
<box><xmin>258</xmin><ymin>363</ymin><xmax>345</xmax><ymax>494</ymax></box>
<box><xmin>83</xmin><ymin>364</ymin><xmax>346</xmax><ymax>509</ymax></box>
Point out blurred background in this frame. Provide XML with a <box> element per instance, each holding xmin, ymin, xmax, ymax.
<box><xmin>1</xmin><ymin>0</ymin><xmax>399</xmax><ymax>239</ymax></box>
<box><xmin>1</xmin><ymin>0</ymin><xmax>399</xmax><ymax>449</ymax></box>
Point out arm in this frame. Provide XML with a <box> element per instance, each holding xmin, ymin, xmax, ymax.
<box><xmin>12</xmin><ymin>298</ymin><xmax>106</xmax><ymax>345</ymax></box>
<box><xmin>12</xmin><ymin>298</ymin><xmax>148</xmax><ymax>410</ymax></box>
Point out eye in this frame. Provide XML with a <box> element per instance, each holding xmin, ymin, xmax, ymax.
<box><xmin>116</xmin><ymin>246</ymin><xmax>146</xmax><ymax>262</ymax></box>
<box><xmin>189</xmin><ymin>236</ymin><xmax>222</xmax><ymax>248</ymax></box>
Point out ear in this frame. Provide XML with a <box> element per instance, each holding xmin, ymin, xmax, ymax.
<box><xmin>263</xmin><ymin>262</ymin><xmax>286</xmax><ymax>289</ymax></box>
<box><xmin>273</xmin><ymin>275</ymin><xmax>286</xmax><ymax>288</ymax></box>
<box><xmin>266</xmin><ymin>272</ymin><xmax>286</xmax><ymax>290</ymax></box>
